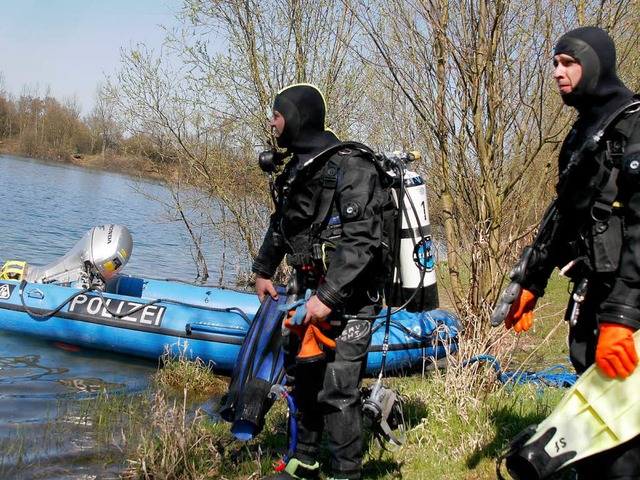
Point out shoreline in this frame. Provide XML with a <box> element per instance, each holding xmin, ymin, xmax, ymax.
<box><xmin>0</xmin><ymin>147</ymin><xmax>168</xmax><ymax>182</ymax></box>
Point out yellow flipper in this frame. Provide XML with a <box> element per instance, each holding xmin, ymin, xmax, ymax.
<box><xmin>503</xmin><ymin>330</ymin><xmax>640</xmax><ymax>479</ymax></box>
<box><xmin>532</xmin><ymin>330</ymin><xmax>640</xmax><ymax>462</ymax></box>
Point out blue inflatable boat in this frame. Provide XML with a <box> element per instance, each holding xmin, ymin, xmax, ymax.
<box><xmin>0</xmin><ymin>274</ymin><xmax>459</xmax><ymax>373</ymax></box>
<box><xmin>0</xmin><ymin>225</ymin><xmax>460</xmax><ymax>373</ymax></box>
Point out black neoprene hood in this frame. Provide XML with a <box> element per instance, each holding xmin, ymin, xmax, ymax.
<box><xmin>553</xmin><ymin>26</ymin><xmax>622</xmax><ymax>110</ymax></box>
<box><xmin>272</xmin><ymin>84</ymin><xmax>327</xmax><ymax>150</ymax></box>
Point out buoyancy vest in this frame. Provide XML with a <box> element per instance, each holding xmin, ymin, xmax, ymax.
<box><xmin>556</xmin><ymin>98</ymin><xmax>640</xmax><ymax>276</ymax></box>
<box><xmin>289</xmin><ymin>142</ymin><xmax>439</xmax><ymax>312</ymax></box>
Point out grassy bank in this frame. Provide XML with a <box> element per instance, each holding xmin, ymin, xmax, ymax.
<box><xmin>111</xmin><ymin>358</ymin><xmax>570</xmax><ymax>479</ymax></box>
<box><xmin>89</xmin><ymin>274</ymin><xmax>574</xmax><ymax>479</ymax></box>
<box><xmin>0</xmin><ymin>273</ymin><xmax>573</xmax><ymax>479</ymax></box>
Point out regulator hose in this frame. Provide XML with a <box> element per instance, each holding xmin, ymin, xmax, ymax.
<box><xmin>270</xmin><ymin>384</ymin><xmax>299</xmax><ymax>472</ymax></box>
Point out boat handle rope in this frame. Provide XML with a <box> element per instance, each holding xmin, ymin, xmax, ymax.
<box><xmin>94</xmin><ymin>290</ymin><xmax>253</xmax><ymax>325</ymax></box>
<box><xmin>18</xmin><ymin>280</ymin><xmax>253</xmax><ymax>325</ymax></box>
<box><xmin>19</xmin><ymin>280</ymin><xmax>91</xmax><ymax>320</ymax></box>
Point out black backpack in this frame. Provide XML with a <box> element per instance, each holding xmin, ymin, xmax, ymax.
<box><xmin>305</xmin><ymin>141</ymin><xmax>439</xmax><ymax>312</ymax></box>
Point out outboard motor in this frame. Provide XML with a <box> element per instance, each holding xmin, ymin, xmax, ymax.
<box><xmin>24</xmin><ymin>224</ymin><xmax>133</xmax><ymax>287</ymax></box>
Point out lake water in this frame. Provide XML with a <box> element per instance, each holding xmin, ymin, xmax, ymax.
<box><xmin>0</xmin><ymin>154</ymin><xmax>240</xmax><ymax>478</ymax></box>
<box><xmin>0</xmin><ymin>154</ymin><xmax>235</xmax><ymax>282</ymax></box>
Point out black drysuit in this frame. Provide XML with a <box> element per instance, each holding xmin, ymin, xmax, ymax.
<box><xmin>252</xmin><ymin>85</ymin><xmax>386</xmax><ymax>479</ymax></box>
<box><xmin>521</xmin><ymin>27</ymin><xmax>640</xmax><ymax>478</ymax></box>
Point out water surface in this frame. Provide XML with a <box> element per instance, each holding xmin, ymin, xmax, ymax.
<box><xmin>0</xmin><ymin>154</ymin><xmax>235</xmax><ymax>478</ymax></box>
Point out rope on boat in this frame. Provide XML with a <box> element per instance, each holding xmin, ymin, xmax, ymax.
<box><xmin>19</xmin><ymin>280</ymin><xmax>91</xmax><ymax>320</ymax></box>
<box><xmin>18</xmin><ymin>280</ymin><xmax>253</xmax><ymax>325</ymax></box>
<box><xmin>370</xmin><ymin>317</ymin><xmax>459</xmax><ymax>343</ymax></box>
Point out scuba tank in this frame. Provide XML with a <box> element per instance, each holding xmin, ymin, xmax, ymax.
<box><xmin>386</xmin><ymin>151</ymin><xmax>438</xmax><ymax>313</ymax></box>
<box><xmin>257</xmin><ymin>144</ymin><xmax>440</xmax><ymax>313</ymax></box>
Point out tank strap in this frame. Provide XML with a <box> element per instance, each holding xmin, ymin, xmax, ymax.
<box><xmin>308</xmin><ymin>142</ymin><xmax>375</xmax><ymax>236</ymax></box>
<box><xmin>310</xmin><ymin>157</ymin><xmax>342</xmax><ymax>235</ymax></box>
<box><xmin>591</xmin><ymin>141</ymin><xmax>623</xmax><ymax>224</ymax></box>
<box><xmin>590</xmin><ymin>106</ymin><xmax>640</xmax><ymax>224</ymax></box>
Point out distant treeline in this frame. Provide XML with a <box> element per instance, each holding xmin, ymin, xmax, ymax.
<box><xmin>0</xmin><ymin>91</ymin><xmax>170</xmax><ymax>169</ymax></box>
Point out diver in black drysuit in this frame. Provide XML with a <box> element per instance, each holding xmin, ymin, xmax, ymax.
<box><xmin>252</xmin><ymin>84</ymin><xmax>387</xmax><ymax>480</ymax></box>
<box><xmin>505</xmin><ymin>27</ymin><xmax>640</xmax><ymax>479</ymax></box>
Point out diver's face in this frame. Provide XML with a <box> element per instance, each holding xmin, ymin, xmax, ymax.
<box><xmin>553</xmin><ymin>53</ymin><xmax>583</xmax><ymax>95</ymax></box>
<box><xmin>269</xmin><ymin>110</ymin><xmax>285</xmax><ymax>138</ymax></box>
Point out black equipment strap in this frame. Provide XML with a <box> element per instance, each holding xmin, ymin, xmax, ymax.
<box><xmin>559</xmin><ymin>99</ymin><xmax>640</xmax><ymax>200</ymax></box>
<box><xmin>562</xmin><ymin>99</ymin><xmax>640</xmax><ymax>174</ymax></box>
<box><xmin>591</xmin><ymin>143</ymin><xmax>623</xmax><ymax>223</ymax></box>
<box><xmin>588</xmin><ymin>99</ymin><xmax>640</xmax><ymax>223</ymax></box>
<box><xmin>307</xmin><ymin>142</ymin><xmax>376</xmax><ymax>234</ymax></box>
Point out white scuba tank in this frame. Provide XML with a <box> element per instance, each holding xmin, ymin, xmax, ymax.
<box><xmin>390</xmin><ymin>157</ymin><xmax>438</xmax><ymax>312</ymax></box>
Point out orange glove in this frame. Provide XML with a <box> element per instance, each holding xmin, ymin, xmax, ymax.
<box><xmin>284</xmin><ymin>316</ymin><xmax>335</xmax><ymax>363</ymax></box>
<box><xmin>504</xmin><ymin>288</ymin><xmax>537</xmax><ymax>333</ymax></box>
<box><xmin>283</xmin><ymin>315</ymin><xmax>307</xmax><ymax>339</ymax></box>
<box><xmin>595</xmin><ymin>323</ymin><xmax>639</xmax><ymax>378</ymax></box>
<box><xmin>284</xmin><ymin>315</ymin><xmax>334</xmax><ymax>341</ymax></box>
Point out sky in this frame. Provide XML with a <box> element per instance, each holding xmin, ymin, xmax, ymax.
<box><xmin>0</xmin><ymin>0</ymin><xmax>184</xmax><ymax>114</ymax></box>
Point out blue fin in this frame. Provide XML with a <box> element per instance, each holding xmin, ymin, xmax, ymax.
<box><xmin>218</xmin><ymin>286</ymin><xmax>288</xmax><ymax>440</ymax></box>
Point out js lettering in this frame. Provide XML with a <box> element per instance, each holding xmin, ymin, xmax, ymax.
<box><xmin>555</xmin><ymin>438</ymin><xmax>567</xmax><ymax>452</ymax></box>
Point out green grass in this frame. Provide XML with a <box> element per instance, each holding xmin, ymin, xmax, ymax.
<box><xmin>117</xmin><ymin>369</ymin><xmax>569</xmax><ymax>479</ymax></box>
<box><xmin>73</xmin><ymin>273</ymin><xmax>577</xmax><ymax>479</ymax></box>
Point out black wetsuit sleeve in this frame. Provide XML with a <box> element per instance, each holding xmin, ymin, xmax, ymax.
<box><xmin>316</xmin><ymin>154</ymin><xmax>384</xmax><ymax>309</ymax></box>
<box><xmin>521</xmin><ymin>259</ymin><xmax>556</xmax><ymax>298</ymax></box>
<box><xmin>251</xmin><ymin>214</ymin><xmax>286</xmax><ymax>279</ymax></box>
<box><xmin>520</xmin><ymin>217</ymin><xmax>576</xmax><ymax>298</ymax></box>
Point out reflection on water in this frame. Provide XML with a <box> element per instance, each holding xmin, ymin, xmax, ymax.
<box><xmin>0</xmin><ymin>331</ymin><xmax>156</xmax><ymax>478</ymax></box>
<box><xmin>0</xmin><ymin>354</ymin><xmax>68</xmax><ymax>383</ymax></box>
<box><xmin>58</xmin><ymin>378</ymin><xmax>127</xmax><ymax>396</ymax></box>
